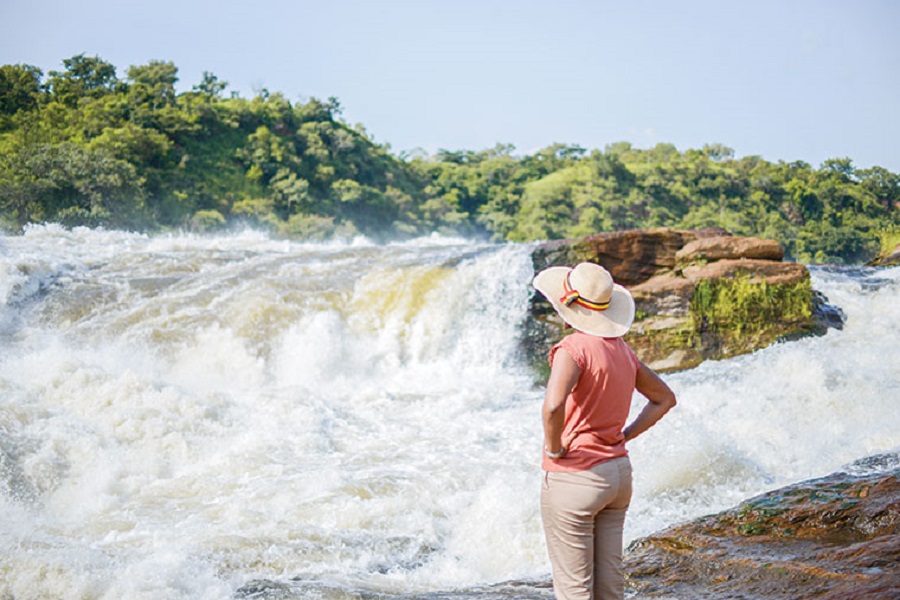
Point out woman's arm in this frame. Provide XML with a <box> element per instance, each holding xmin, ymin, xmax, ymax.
<box><xmin>542</xmin><ymin>348</ymin><xmax>581</xmax><ymax>456</ymax></box>
<box><xmin>622</xmin><ymin>361</ymin><xmax>677</xmax><ymax>442</ymax></box>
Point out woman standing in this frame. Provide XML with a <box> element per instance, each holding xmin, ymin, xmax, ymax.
<box><xmin>533</xmin><ymin>262</ymin><xmax>677</xmax><ymax>600</ymax></box>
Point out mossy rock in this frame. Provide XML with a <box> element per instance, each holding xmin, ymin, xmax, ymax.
<box><xmin>624</xmin><ymin>455</ymin><xmax>900</xmax><ymax>598</ymax></box>
<box><xmin>524</xmin><ymin>229</ymin><xmax>841</xmax><ymax>374</ymax></box>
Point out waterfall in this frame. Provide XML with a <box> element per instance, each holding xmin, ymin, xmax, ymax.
<box><xmin>1</xmin><ymin>226</ymin><xmax>897</xmax><ymax>599</ymax></box>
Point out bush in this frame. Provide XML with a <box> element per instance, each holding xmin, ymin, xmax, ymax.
<box><xmin>189</xmin><ymin>209</ymin><xmax>226</xmax><ymax>232</ymax></box>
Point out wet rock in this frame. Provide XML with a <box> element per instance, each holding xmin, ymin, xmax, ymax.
<box><xmin>811</xmin><ymin>290</ymin><xmax>846</xmax><ymax>333</ymax></box>
<box><xmin>867</xmin><ymin>243</ymin><xmax>900</xmax><ymax>267</ymax></box>
<box><xmin>236</xmin><ymin>579</ymin><xmax>298</xmax><ymax>599</ymax></box>
<box><xmin>624</xmin><ymin>453</ymin><xmax>900</xmax><ymax>599</ymax></box>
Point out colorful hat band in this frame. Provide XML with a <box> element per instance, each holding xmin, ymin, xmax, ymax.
<box><xmin>560</xmin><ymin>272</ymin><xmax>610</xmax><ymax>311</ymax></box>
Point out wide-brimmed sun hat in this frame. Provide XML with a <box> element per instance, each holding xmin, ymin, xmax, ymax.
<box><xmin>532</xmin><ymin>262</ymin><xmax>635</xmax><ymax>338</ymax></box>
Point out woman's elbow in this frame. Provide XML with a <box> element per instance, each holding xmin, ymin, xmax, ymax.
<box><xmin>660</xmin><ymin>390</ymin><xmax>677</xmax><ymax>411</ymax></box>
<box><xmin>542</xmin><ymin>400</ymin><xmax>565</xmax><ymax>420</ymax></box>
<box><xmin>663</xmin><ymin>392</ymin><xmax>677</xmax><ymax>410</ymax></box>
<box><xmin>637</xmin><ymin>363</ymin><xmax>676</xmax><ymax>411</ymax></box>
<box><xmin>648</xmin><ymin>385</ymin><xmax>676</xmax><ymax>411</ymax></box>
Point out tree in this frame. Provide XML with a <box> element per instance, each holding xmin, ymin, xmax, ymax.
<box><xmin>193</xmin><ymin>71</ymin><xmax>227</xmax><ymax>100</ymax></box>
<box><xmin>3</xmin><ymin>53</ymin><xmax>899</xmax><ymax>258</ymax></box>
<box><xmin>858</xmin><ymin>166</ymin><xmax>900</xmax><ymax>215</ymax></box>
<box><xmin>795</xmin><ymin>221</ymin><xmax>878</xmax><ymax>264</ymax></box>
<box><xmin>239</xmin><ymin>125</ymin><xmax>299</xmax><ymax>183</ymax></box>
<box><xmin>0</xmin><ymin>64</ymin><xmax>43</xmax><ymax>117</ymax></box>
<box><xmin>0</xmin><ymin>143</ymin><xmax>51</xmax><ymax>226</ymax></box>
<box><xmin>88</xmin><ymin>123</ymin><xmax>173</xmax><ymax>170</ymax></box>
<box><xmin>127</xmin><ymin>60</ymin><xmax>178</xmax><ymax>112</ymax></box>
<box><xmin>269</xmin><ymin>168</ymin><xmax>310</xmax><ymax>217</ymax></box>
<box><xmin>0</xmin><ymin>142</ymin><xmax>146</xmax><ymax>229</ymax></box>
<box><xmin>47</xmin><ymin>54</ymin><xmax>119</xmax><ymax>106</ymax></box>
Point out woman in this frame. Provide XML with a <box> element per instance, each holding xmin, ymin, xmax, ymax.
<box><xmin>533</xmin><ymin>262</ymin><xmax>677</xmax><ymax>600</ymax></box>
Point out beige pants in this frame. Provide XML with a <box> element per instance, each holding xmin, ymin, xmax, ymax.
<box><xmin>540</xmin><ymin>456</ymin><xmax>633</xmax><ymax>600</ymax></box>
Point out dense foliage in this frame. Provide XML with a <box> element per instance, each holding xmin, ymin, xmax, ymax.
<box><xmin>2</xmin><ymin>55</ymin><xmax>898</xmax><ymax>262</ymax></box>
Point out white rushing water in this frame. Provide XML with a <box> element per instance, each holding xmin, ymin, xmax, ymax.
<box><xmin>1</xmin><ymin>225</ymin><xmax>898</xmax><ymax>599</ymax></box>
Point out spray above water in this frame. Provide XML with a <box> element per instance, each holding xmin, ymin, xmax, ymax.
<box><xmin>1</xmin><ymin>226</ymin><xmax>898</xmax><ymax>599</ymax></box>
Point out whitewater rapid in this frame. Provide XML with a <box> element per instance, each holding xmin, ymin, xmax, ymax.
<box><xmin>1</xmin><ymin>226</ymin><xmax>898</xmax><ymax>599</ymax></box>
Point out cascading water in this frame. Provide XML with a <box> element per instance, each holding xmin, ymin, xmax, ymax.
<box><xmin>1</xmin><ymin>225</ymin><xmax>898</xmax><ymax>599</ymax></box>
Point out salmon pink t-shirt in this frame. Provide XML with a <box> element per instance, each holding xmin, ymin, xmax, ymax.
<box><xmin>542</xmin><ymin>331</ymin><xmax>641</xmax><ymax>473</ymax></box>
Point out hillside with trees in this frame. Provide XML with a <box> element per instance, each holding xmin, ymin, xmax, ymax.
<box><xmin>2</xmin><ymin>55</ymin><xmax>898</xmax><ymax>263</ymax></box>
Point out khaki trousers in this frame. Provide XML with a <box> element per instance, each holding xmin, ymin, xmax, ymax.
<box><xmin>540</xmin><ymin>456</ymin><xmax>633</xmax><ymax>600</ymax></box>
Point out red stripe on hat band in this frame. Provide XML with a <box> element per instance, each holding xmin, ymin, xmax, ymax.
<box><xmin>561</xmin><ymin>273</ymin><xmax>610</xmax><ymax>311</ymax></box>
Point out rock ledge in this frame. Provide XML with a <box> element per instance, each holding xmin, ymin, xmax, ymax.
<box><xmin>625</xmin><ymin>453</ymin><xmax>900</xmax><ymax>599</ymax></box>
<box><xmin>527</xmin><ymin>228</ymin><xmax>840</xmax><ymax>373</ymax></box>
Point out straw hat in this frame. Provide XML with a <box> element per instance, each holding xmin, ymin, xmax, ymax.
<box><xmin>532</xmin><ymin>262</ymin><xmax>635</xmax><ymax>338</ymax></box>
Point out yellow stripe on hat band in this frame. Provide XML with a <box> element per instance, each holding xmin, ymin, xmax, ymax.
<box><xmin>572</xmin><ymin>295</ymin><xmax>611</xmax><ymax>310</ymax></box>
<box><xmin>561</xmin><ymin>273</ymin><xmax>610</xmax><ymax>311</ymax></box>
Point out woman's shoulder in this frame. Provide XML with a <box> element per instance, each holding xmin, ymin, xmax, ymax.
<box><xmin>551</xmin><ymin>332</ymin><xmax>590</xmax><ymax>366</ymax></box>
<box><xmin>568</xmin><ymin>331</ymin><xmax>637</xmax><ymax>358</ymax></box>
<box><xmin>556</xmin><ymin>331</ymin><xmax>610</xmax><ymax>357</ymax></box>
<box><xmin>558</xmin><ymin>331</ymin><xmax>637</xmax><ymax>351</ymax></box>
<box><xmin>558</xmin><ymin>330</ymin><xmax>594</xmax><ymax>349</ymax></box>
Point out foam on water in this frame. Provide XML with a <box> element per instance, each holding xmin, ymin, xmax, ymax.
<box><xmin>1</xmin><ymin>226</ymin><xmax>898</xmax><ymax>599</ymax></box>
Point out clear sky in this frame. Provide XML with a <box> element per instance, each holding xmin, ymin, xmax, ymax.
<box><xmin>2</xmin><ymin>0</ymin><xmax>898</xmax><ymax>171</ymax></box>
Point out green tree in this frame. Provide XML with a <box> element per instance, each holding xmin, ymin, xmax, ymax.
<box><xmin>193</xmin><ymin>71</ymin><xmax>227</xmax><ymax>100</ymax></box>
<box><xmin>858</xmin><ymin>166</ymin><xmax>899</xmax><ymax>215</ymax></box>
<box><xmin>127</xmin><ymin>60</ymin><xmax>177</xmax><ymax>110</ymax></box>
<box><xmin>46</xmin><ymin>54</ymin><xmax>119</xmax><ymax>106</ymax></box>
<box><xmin>0</xmin><ymin>142</ymin><xmax>146</xmax><ymax>228</ymax></box>
<box><xmin>0</xmin><ymin>64</ymin><xmax>43</xmax><ymax>118</ymax></box>
<box><xmin>239</xmin><ymin>125</ymin><xmax>299</xmax><ymax>184</ymax></box>
<box><xmin>3</xmin><ymin>54</ymin><xmax>898</xmax><ymax>259</ymax></box>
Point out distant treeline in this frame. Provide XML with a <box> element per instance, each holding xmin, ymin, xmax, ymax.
<box><xmin>2</xmin><ymin>55</ymin><xmax>898</xmax><ymax>263</ymax></box>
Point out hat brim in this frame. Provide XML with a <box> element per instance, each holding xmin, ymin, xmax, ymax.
<box><xmin>532</xmin><ymin>266</ymin><xmax>635</xmax><ymax>338</ymax></box>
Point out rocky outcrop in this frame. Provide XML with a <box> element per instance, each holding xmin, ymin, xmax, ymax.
<box><xmin>531</xmin><ymin>228</ymin><xmax>718</xmax><ymax>286</ymax></box>
<box><xmin>680</xmin><ymin>259</ymin><xmax>807</xmax><ymax>285</ymax></box>
<box><xmin>675</xmin><ymin>235</ymin><xmax>785</xmax><ymax>263</ymax></box>
<box><xmin>625</xmin><ymin>453</ymin><xmax>900</xmax><ymax>599</ymax></box>
<box><xmin>527</xmin><ymin>228</ymin><xmax>840</xmax><ymax>373</ymax></box>
<box><xmin>868</xmin><ymin>243</ymin><xmax>900</xmax><ymax>267</ymax></box>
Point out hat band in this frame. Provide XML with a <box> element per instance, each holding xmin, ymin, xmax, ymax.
<box><xmin>560</xmin><ymin>272</ymin><xmax>610</xmax><ymax>311</ymax></box>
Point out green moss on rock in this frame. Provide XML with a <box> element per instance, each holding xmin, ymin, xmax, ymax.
<box><xmin>689</xmin><ymin>275</ymin><xmax>814</xmax><ymax>359</ymax></box>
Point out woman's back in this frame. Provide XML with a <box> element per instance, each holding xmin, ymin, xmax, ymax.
<box><xmin>543</xmin><ymin>332</ymin><xmax>640</xmax><ymax>472</ymax></box>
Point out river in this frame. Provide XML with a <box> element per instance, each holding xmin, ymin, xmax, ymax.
<box><xmin>1</xmin><ymin>225</ymin><xmax>898</xmax><ymax>599</ymax></box>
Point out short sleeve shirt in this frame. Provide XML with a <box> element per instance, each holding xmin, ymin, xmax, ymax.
<box><xmin>542</xmin><ymin>331</ymin><xmax>641</xmax><ymax>473</ymax></box>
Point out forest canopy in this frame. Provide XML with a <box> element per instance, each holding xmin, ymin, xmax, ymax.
<box><xmin>2</xmin><ymin>55</ymin><xmax>898</xmax><ymax>263</ymax></box>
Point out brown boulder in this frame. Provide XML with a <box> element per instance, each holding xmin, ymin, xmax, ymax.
<box><xmin>625</xmin><ymin>456</ymin><xmax>900</xmax><ymax>599</ymax></box>
<box><xmin>533</xmin><ymin>228</ymin><xmax>720</xmax><ymax>286</ymax></box>
<box><xmin>630</xmin><ymin>274</ymin><xmax>696</xmax><ymax>317</ymax></box>
<box><xmin>682</xmin><ymin>259</ymin><xmax>809</xmax><ymax>286</ymax></box>
<box><xmin>676</xmin><ymin>236</ymin><xmax>785</xmax><ymax>264</ymax></box>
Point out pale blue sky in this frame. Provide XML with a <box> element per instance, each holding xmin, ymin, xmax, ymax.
<box><xmin>2</xmin><ymin>0</ymin><xmax>898</xmax><ymax>171</ymax></box>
